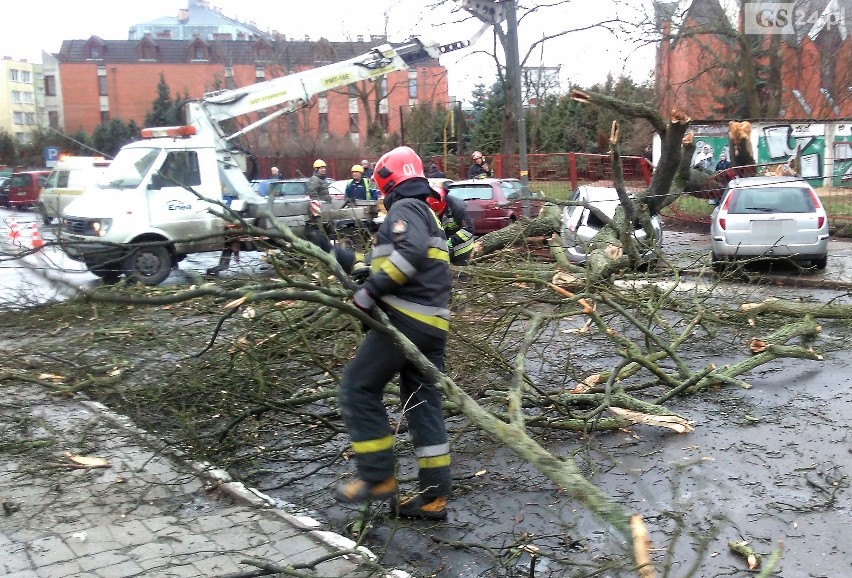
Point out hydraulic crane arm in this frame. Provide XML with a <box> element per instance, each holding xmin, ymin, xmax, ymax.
<box><xmin>195</xmin><ymin>37</ymin><xmax>468</xmax><ymax>124</ymax></box>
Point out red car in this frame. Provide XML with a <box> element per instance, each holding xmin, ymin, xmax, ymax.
<box><xmin>2</xmin><ymin>170</ymin><xmax>50</xmax><ymax>209</ymax></box>
<box><xmin>445</xmin><ymin>178</ymin><xmax>543</xmax><ymax>234</ymax></box>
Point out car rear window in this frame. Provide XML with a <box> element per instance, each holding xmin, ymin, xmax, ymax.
<box><xmin>448</xmin><ymin>185</ymin><xmax>494</xmax><ymax>201</ymax></box>
<box><xmin>726</xmin><ymin>186</ymin><xmax>816</xmax><ymax>214</ymax></box>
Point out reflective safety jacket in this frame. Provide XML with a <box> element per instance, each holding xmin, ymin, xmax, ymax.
<box><xmin>364</xmin><ymin>197</ymin><xmax>452</xmax><ymax>337</ymax></box>
<box><xmin>441</xmin><ymin>195</ymin><xmax>475</xmax><ymax>263</ymax></box>
<box><xmin>344</xmin><ymin>177</ymin><xmax>373</xmax><ymax>202</ymax></box>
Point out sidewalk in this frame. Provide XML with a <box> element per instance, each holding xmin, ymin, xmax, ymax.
<box><xmin>0</xmin><ymin>384</ymin><xmax>387</xmax><ymax>578</ymax></box>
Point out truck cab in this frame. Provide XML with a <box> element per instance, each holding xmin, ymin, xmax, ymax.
<box><xmin>60</xmin><ymin>126</ymin><xmax>249</xmax><ymax>284</ymax></box>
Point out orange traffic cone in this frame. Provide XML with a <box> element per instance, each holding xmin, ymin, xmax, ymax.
<box><xmin>8</xmin><ymin>216</ymin><xmax>21</xmax><ymax>245</ymax></box>
<box><xmin>30</xmin><ymin>223</ymin><xmax>44</xmax><ymax>250</ymax></box>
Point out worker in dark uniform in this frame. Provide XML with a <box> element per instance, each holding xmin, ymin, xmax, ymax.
<box><xmin>467</xmin><ymin>150</ymin><xmax>492</xmax><ymax>179</ymax></box>
<box><xmin>427</xmin><ymin>186</ymin><xmax>475</xmax><ymax>265</ymax></box>
<box><xmin>334</xmin><ymin>146</ymin><xmax>453</xmax><ymax>520</ymax></box>
<box><xmin>343</xmin><ymin>164</ymin><xmax>373</xmax><ymax>207</ymax></box>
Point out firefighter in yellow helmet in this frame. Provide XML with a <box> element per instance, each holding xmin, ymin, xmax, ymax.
<box><xmin>308</xmin><ymin>159</ymin><xmax>331</xmax><ymax>201</ymax></box>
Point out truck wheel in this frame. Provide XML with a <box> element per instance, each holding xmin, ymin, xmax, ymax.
<box><xmin>123</xmin><ymin>245</ymin><xmax>172</xmax><ymax>286</ymax></box>
<box><xmin>88</xmin><ymin>265</ymin><xmax>122</xmax><ymax>283</ymax></box>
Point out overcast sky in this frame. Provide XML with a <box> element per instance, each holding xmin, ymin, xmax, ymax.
<box><xmin>1</xmin><ymin>0</ymin><xmax>657</xmax><ymax>102</ymax></box>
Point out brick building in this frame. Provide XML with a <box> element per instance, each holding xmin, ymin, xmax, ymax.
<box><xmin>42</xmin><ymin>0</ymin><xmax>449</xmax><ymax>152</ymax></box>
<box><xmin>656</xmin><ymin>0</ymin><xmax>852</xmax><ymax>119</ymax></box>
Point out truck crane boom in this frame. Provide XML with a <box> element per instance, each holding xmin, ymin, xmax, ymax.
<box><xmin>187</xmin><ymin>36</ymin><xmax>469</xmax><ymax>144</ymax></box>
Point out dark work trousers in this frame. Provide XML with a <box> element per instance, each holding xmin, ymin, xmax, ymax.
<box><xmin>338</xmin><ymin>317</ymin><xmax>452</xmax><ymax>499</ymax></box>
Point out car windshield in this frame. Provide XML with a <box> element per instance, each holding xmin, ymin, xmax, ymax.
<box><xmin>269</xmin><ymin>182</ymin><xmax>308</xmax><ymax>197</ymax></box>
<box><xmin>726</xmin><ymin>186</ymin><xmax>815</xmax><ymax>214</ymax></box>
<box><xmin>448</xmin><ymin>185</ymin><xmax>493</xmax><ymax>201</ymax></box>
<box><xmin>100</xmin><ymin>148</ymin><xmax>160</xmax><ymax>189</ymax></box>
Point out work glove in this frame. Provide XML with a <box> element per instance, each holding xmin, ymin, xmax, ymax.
<box><xmin>352</xmin><ymin>288</ymin><xmax>375</xmax><ymax>315</ymax></box>
<box><xmin>351</xmin><ymin>263</ymin><xmax>371</xmax><ymax>284</ymax></box>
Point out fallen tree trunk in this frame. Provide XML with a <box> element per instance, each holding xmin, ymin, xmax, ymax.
<box><xmin>473</xmin><ymin>204</ymin><xmax>561</xmax><ymax>257</ymax></box>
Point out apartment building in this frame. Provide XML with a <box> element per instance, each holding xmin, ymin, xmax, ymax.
<box><xmin>0</xmin><ymin>57</ymin><xmax>42</xmax><ymax>144</ymax></box>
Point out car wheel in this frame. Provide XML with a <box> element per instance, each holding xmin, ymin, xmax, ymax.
<box><xmin>88</xmin><ymin>263</ymin><xmax>122</xmax><ymax>283</ymax></box>
<box><xmin>711</xmin><ymin>253</ymin><xmax>728</xmax><ymax>272</ymax></box>
<box><xmin>813</xmin><ymin>255</ymin><xmax>828</xmax><ymax>269</ymax></box>
<box><xmin>123</xmin><ymin>244</ymin><xmax>173</xmax><ymax>286</ymax></box>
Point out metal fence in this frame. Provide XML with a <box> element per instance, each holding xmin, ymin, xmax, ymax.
<box><xmin>258</xmin><ymin>152</ymin><xmax>652</xmax><ymax>190</ymax></box>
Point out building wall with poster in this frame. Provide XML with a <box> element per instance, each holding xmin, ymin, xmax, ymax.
<box><xmin>686</xmin><ymin>120</ymin><xmax>852</xmax><ymax>188</ymax></box>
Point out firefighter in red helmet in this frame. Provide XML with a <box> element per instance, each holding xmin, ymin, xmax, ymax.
<box><xmin>426</xmin><ymin>186</ymin><xmax>475</xmax><ymax>265</ymax></box>
<box><xmin>334</xmin><ymin>146</ymin><xmax>453</xmax><ymax>520</ymax></box>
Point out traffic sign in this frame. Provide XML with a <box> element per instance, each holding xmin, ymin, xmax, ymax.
<box><xmin>44</xmin><ymin>147</ymin><xmax>61</xmax><ymax>168</ymax></box>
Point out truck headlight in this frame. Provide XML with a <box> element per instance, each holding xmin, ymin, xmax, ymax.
<box><xmin>91</xmin><ymin>219</ymin><xmax>112</xmax><ymax>237</ymax></box>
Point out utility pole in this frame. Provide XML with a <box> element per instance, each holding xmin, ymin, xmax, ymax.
<box><xmin>504</xmin><ymin>0</ymin><xmax>531</xmax><ymax>214</ymax></box>
<box><xmin>463</xmin><ymin>1</ymin><xmax>530</xmax><ymax>212</ymax></box>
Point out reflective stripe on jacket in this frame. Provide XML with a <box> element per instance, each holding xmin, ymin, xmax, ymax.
<box><xmin>365</xmin><ymin>197</ymin><xmax>452</xmax><ymax>336</ymax></box>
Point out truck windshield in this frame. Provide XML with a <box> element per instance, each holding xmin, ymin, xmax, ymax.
<box><xmin>100</xmin><ymin>148</ymin><xmax>160</xmax><ymax>190</ymax></box>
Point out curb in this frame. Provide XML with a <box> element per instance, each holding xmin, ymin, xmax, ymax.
<box><xmin>78</xmin><ymin>398</ymin><xmax>411</xmax><ymax>578</ymax></box>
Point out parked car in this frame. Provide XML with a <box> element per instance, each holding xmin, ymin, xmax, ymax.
<box><xmin>251</xmin><ymin>178</ymin><xmax>311</xmax><ymax>199</ymax></box>
<box><xmin>39</xmin><ymin>157</ymin><xmax>111</xmax><ymax>224</ymax></box>
<box><xmin>560</xmin><ymin>186</ymin><xmax>664</xmax><ymax>265</ymax></box>
<box><xmin>3</xmin><ymin>170</ymin><xmax>50</xmax><ymax>209</ymax></box>
<box><xmin>710</xmin><ymin>176</ymin><xmax>829</xmax><ymax>268</ymax></box>
<box><xmin>445</xmin><ymin>178</ymin><xmax>543</xmax><ymax>234</ymax></box>
<box><xmin>0</xmin><ymin>177</ymin><xmax>9</xmax><ymax>205</ymax></box>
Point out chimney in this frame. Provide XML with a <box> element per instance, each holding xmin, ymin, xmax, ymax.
<box><xmin>178</xmin><ymin>8</ymin><xmax>189</xmax><ymax>23</ymax></box>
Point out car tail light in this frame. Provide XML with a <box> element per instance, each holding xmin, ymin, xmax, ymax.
<box><xmin>808</xmin><ymin>188</ymin><xmax>823</xmax><ymax>209</ymax></box>
<box><xmin>818</xmin><ymin>216</ymin><xmax>825</xmax><ymax>228</ymax></box>
<box><xmin>721</xmin><ymin>189</ymin><xmax>735</xmax><ymax>211</ymax></box>
<box><xmin>719</xmin><ymin>218</ymin><xmax>726</xmax><ymax>230</ymax></box>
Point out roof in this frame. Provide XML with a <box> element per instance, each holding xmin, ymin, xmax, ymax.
<box><xmin>54</xmin><ymin>37</ymin><xmax>440</xmax><ymax>67</ymax></box>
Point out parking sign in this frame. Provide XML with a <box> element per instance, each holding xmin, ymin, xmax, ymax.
<box><xmin>44</xmin><ymin>146</ymin><xmax>61</xmax><ymax>168</ymax></box>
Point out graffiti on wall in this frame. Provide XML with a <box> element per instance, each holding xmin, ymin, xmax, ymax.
<box><xmin>757</xmin><ymin>123</ymin><xmax>824</xmax><ymax>181</ymax></box>
<box><xmin>833</xmin><ymin>124</ymin><xmax>852</xmax><ymax>185</ymax></box>
<box><xmin>689</xmin><ymin>125</ymin><xmax>730</xmax><ymax>172</ymax></box>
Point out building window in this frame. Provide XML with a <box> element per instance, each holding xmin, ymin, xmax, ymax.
<box><xmin>9</xmin><ymin>69</ymin><xmax>19</xmax><ymax>82</ymax></box>
<box><xmin>255</xmin><ymin>65</ymin><xmax>265</xmax><ymax>83</ymax></box>
<box><xmin>15</xmin><ymin>133</ymin><xmax>26</xmax><ymax>144</ymax></box>
<box><xmin>11</xmin><ymin>91</ymin><xmax>21</xmax><ymax>103</ymax></box>
<box><xmin>193</xmin><ymin>44</ymin><xmax>208</xmax><ymax>60</ymax></box>
<box><xmin>22</xmin><ymin>70</ymin><xmax>31</xmax><ymax>83</ymax></box>
<box><xmin>44</xmin><ymin>75</ymin><xmax>56</xmax><ymax>96</ymax></box>
<box><xmin>89</xmin><ymin>45</ymin><xmax>102</xmax><ymax>59</ymax></box>
<box><xmin>379</xmin><ymin>78</ymin><xmax>387</xmax><ymax>100</ymax></box>
<box><xmin>350</xmin><ymin>113</ymin><xmax>359</xmax><ymax>133</ymax></box>
<box><xmin>408</xmin><ymin>69</ymin><xmax>417</xmax><ymax>99</ymax></box>
<box><xmin>141</xmin><ymin>44</ymin><xmax>156</xmax><ymax>60</ymax></box>
<box><xmin>13</xmin><ymin>112</ymin><xmax>24</xmax><ymax>125</ymax></box>
<box><xmin>379</xmin><ymin>113</ymin><xmax>389</xmax><ymax>130</ymax></box>
<box><xmin>349</xmin><ymin>84</ymin><xmax>359</xmax><ymax>98</ymax></box>
<box><xmin>48</xmin><ymin>111</ymin><xmax>59</xmax><ymax>129</ymax></box>
<box><xmin>23</xmin><ymin>92</ymin><xmax>34</xmax><ymax>104</ymax></box>
<box><xmin>256</xmin><ymin>45</ymin><xmax>272</xmax><ymax>60</ymax></box>
<box><xmin>319</xmin><ymin>113</ymin><xmax>329</xmax><ymax>134</ymax></box>
<box><xmin>98</xmin><ymin>76</ymin><xmax>108</xmax><ymax>96</ymax></box>
<box><xmin>24</xmin><ymin>113</ymin><xmax>35</xmax><ymax>125</ymax></box>
<box><xmin>100</xmin><ymin>111</ymin><xmax>110</xmax><ymax>123</ymax></box>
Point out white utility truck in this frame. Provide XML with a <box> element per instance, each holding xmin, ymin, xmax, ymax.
<box><xmin>58</xmin><ymin>37</ymin><xmax>467</xmax><ymax>285</ymax></box>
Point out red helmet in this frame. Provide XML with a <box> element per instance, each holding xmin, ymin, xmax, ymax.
<box><xmin>374</xmin><ymin>146</ymin><xmax>425</xmax><ymax>195</ymax></box>
<box><xmin>426</xmin><ymin>185</ymin><xmax>447</xmax><ymax>216</ymax></box>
